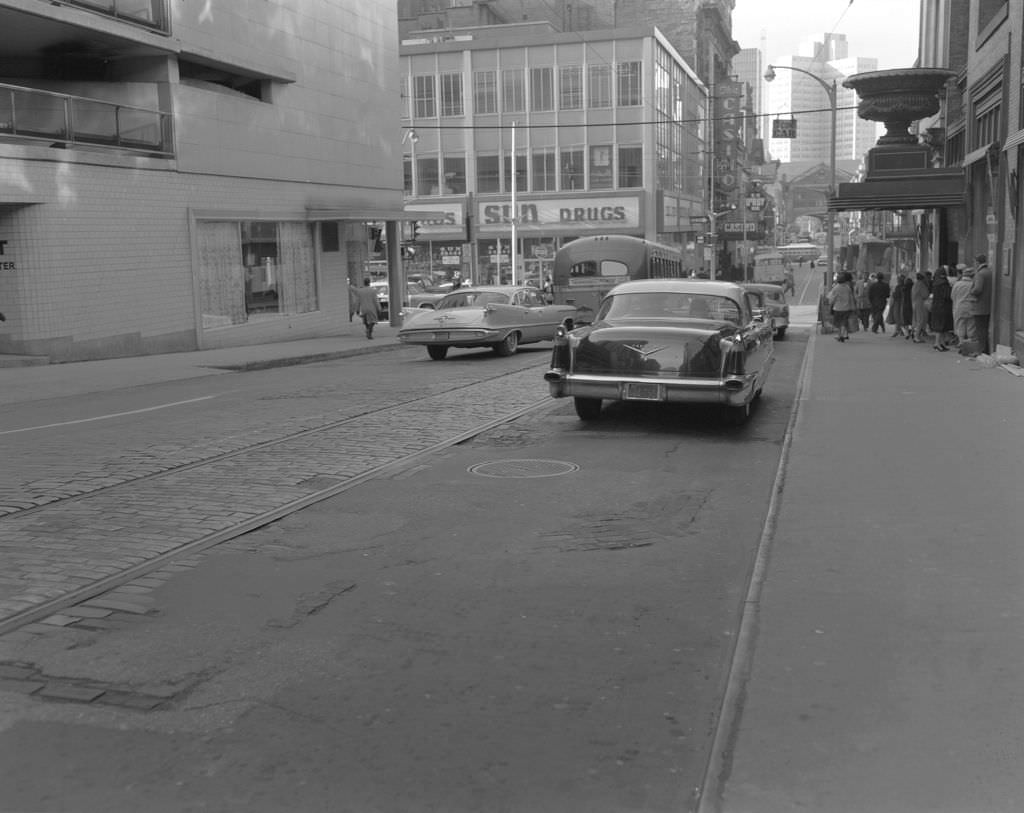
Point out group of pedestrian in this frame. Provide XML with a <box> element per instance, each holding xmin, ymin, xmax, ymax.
<box><xmin>825</xmin><ymin>253</ymin><xmax>993</xmax><ymax>355</ymax></box>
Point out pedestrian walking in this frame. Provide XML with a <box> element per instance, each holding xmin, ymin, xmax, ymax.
<box><xmin>950</xmin><ymin>264</ymin><xmax>976</xmax><ymax>346</ymax></box>
<box><xmin>826</xmin><ymin>271</ymin><xmax>857</xmax><ymax>342</ymax></box>
<box><xmin>888</xmin><ymin>273</ymin><xmax>911</xmax><ymax>338</ymax></box>
<box><xmin>910</xmin><ymin>272</ymin><xmax>931</xmax><ymax>342</ymax></box>
<box><xmin>867</xmin><ymin>272</ymin><xmax>891</xmax><ymax>334</ymax></box>
<box><xmin>854</xmin><ymin>273</ymin><xmax>871</xmax><ymax>331</ymax></box>
<box><xmin>354</xmin><ymin>277</ymin><xmax>381</xmax><ymax>339</ymax></box>
<box><xmin>928</xmin><ymin>266</ymin><xmax>954</xmax><ymax>351</ymax></box>
<box><xmin>969</xmin><ymin>253</ymin><xmax>993</xmax><ymax>355</ymax></box>
<box><xmin>783</xmin><ymin>264</ymin><xmax>796</xmax><ymax>296</ymax></box>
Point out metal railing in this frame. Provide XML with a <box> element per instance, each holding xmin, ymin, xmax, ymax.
<box><xmin>55</xmin><ymin>0</ymin><xmax>170</xmax><ymax>33</ymax></box>
<box><xmin>0</xmin><ymin>83</ymin><xmax>173</xmax><ymax>156</ymax></box>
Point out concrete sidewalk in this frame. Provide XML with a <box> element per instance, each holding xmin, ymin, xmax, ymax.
<box><xmin>0</xmin><ymin>322</ymin><xmax>402</xmax><ymax>406</ymax></box>
<box><xmin>706</xmin><ymin>329</ymin><xmax>1024</xmax><ymax>813</ymax></box>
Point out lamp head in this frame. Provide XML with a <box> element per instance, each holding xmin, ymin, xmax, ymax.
<box><xmin>764</xmin><ymin>65</ymin><xmax>776</xmax><ymax>82</ymax></box>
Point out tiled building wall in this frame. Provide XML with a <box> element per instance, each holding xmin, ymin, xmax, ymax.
<box><xmin>170</xmin><ymin>0</ymin><xmax>404</xmax><ymax>191</ymax></box>
<box><xmin>0</xmin><ymin>147</ymin><xmax>363</xmax><ymax>361</ymax></box>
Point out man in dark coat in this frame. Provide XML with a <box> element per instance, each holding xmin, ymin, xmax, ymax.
<box><xmin>969</xmin><ymin>254</ymin><xmax>993</xmax><ymax>354</ymax></box>
<box><xmin>354</xmin><ymin>277</ymin><xmax>381</xmax><ymax>339</ymax></box>
<box><xmin>867</xmin><ymin>273</ymin><xmax>891</xmax><ymax>334</ymax></box>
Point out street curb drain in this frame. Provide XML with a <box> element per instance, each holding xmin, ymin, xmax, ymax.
<box><xmin>468</xmin><ymin>459</ymin><xmax>579</xmax><ymax>478</ymax></box>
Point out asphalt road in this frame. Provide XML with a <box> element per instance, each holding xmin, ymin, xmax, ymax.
<box><xmin>0</xmin><ymin>335</ymin><xmax>808</xmax><ymax>812</ymax></box>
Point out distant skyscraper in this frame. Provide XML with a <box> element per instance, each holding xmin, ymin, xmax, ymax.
<box><xmin>765</xmin><ymin>33</ymin><xmax>878</xmax><ymax>164</ymax></box>
<box><xmin>734</xmin><ymin>47</ymin><xmax>766</xmax><ymax>143</ymax></box>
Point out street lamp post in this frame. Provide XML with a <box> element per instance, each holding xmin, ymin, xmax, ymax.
<box><xmin>765</xmin><ymin>64</ymin><xmax>837</xmax><ymax>289</ymax></box>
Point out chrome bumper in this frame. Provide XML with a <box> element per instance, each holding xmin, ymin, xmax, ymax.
<box><xmin>543</xmin><ymin>370</ymin><xmax>757</xmax><ymax>406</ymax></box>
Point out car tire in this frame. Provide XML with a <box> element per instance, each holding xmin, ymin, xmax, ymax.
<box><xmin>493</xmin><ymin>332</ymin><xmax>519</xmax><ymax>356</ymax></box>
<box><xmin>775</xmin><ymin>327</ymin><xmax>787</xmax><ymax>339</ymax></box>
<box><xmin>574</xmin><ymin>397</ymin><xmax>602</xmax><ymax>420</ymax></box>
<box><xmin>427</xmin><ymin>345</ymin><xmax>449</xmax><ymax>360</ymax></box>
<box><xmin>724</xmin><ymin>400</ymin><xmax>752</xmax><ymax>426</ymax></box>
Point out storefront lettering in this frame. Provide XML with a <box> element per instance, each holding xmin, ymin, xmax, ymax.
<box><xmin>482</xmin><ymin>204</ymin><xmax>539</xmax><ymax>225</ymax></box>
<box><xmin>0</xmin><ymin>240</ymin><xmax>14</xmax><ymax>270</ymax></box>
<box><xmin>417</xmin><ymin>212</ymin><xmax>458</xmax><ymax>226</ymax></box>
<box><xmin>476</xmin><ymin>197</ymin><xmax>641</xmax><ymax>233</ymax></box>
<box><xmin>559</xmin><ymin>205</ymin><xmax>627</xmax><ymax>223</ymax></box>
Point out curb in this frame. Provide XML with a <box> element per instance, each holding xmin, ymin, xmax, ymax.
<box><xmin>199</xmin><ymin>341</ymin><xmax>404</xmax><ymax>371</ymax></box>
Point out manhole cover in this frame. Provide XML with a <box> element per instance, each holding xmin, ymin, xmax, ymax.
<box><xmin>468</xmin><ymin>459</ymin><xmax>579</xmax><ymax>478</ymax></box>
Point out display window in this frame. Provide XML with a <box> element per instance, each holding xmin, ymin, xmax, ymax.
<box><xmin>196</xmin><ymin>220</ymin><xmax>319</xmax><ymax>328</ymax></box>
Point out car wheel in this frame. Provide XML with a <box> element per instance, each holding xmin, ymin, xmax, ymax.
<box><xmin>574</xmin><ymin>397</ymin><xmax>602</xmax><ymax>420</ymax></box>
<box><xmin>775</xmin><ymin>327</ymin><xmax>787</xmax><ymax>339</ymax></box>
<box><xmin>724</xmin><ymin>400</ymin><xmax>751</xmax><ymax>426</ymax></box>
<box><xmin>493</xmin><ymin>332</ymin><xmax>519</xmax><ymax>356</ymax></box>
<box><xmin>427</xmin><ymin>345</ymin><xmax>449</xmax><ymax>360</ymax></box>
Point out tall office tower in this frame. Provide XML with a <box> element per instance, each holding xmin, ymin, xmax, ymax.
<box><xmin>765</xmin><ymin>33</ymin><xmax>878</xmax><ymax>164</ymax></box>
<box><xmin>734</xmin><ymin>48</ymin><xmax>766</xmax><ymax>143</ymax></box>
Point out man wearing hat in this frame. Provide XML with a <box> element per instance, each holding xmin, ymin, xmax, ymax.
<box><xmin>951</xmin><ymin>264</ymin><xmax>975</xmax><ymax>346</ymax></box>
<box><xmin>969</xmin><ymin>253</ymin><xmax>993</xmax><ymax>354</ymax></box>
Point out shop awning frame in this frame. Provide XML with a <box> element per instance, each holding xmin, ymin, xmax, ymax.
<box><xmin>827</xmin><ymin>170</ymin><xmax>965</xmax><ymax>212</ymax></box>
<box><xmin>305</xmin><ymin>205</ymin><xmax>438</xmax><ymax>221</ymax></box>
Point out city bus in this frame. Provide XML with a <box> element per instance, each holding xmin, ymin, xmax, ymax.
<box><xmin>551</xmin><ymin>235</ymin><xmax>685</xmax><ymax>322</ymax></box>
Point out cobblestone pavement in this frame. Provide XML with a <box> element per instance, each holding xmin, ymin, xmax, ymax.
<box><xmin>0</xmin><ymin>365</ymin><xmax>552</xmax><ymax>628</ymax></box>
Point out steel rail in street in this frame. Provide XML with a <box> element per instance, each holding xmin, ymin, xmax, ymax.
<box><xmin>0</xmin><ymin>366</ymin><xmax>555</xmax><ymax>636</ymax></box>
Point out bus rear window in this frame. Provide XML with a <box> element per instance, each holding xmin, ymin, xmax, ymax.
<box><xmin>569</xmin><ymin>260</ymin><xmax>628</xmax><ymax>278</ymax></box>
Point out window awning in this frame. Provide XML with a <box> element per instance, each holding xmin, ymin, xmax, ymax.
<box><xmin>827</xmin><ymin>172</ymin><xmax>965</xmax><ymax>212</ymax></box>
<box><xmin>305</xmin><ymin>205</ymin><xmax>437</xmax><ymax>221</ymax></box>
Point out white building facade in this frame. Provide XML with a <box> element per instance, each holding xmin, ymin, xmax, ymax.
<box><xmin>399</xmin><ymin>22</ymin><xmax>709</xmax><ymax>282</ymax></box>
<box><xmin>0</xmin><ymin>0</ymin><xmax>406</xmax><ymax>361</ymax></box>
<box><xmin>764</xmin><ymin>34</ymin><xmax>879</xmax><ymax>165</ymax></box>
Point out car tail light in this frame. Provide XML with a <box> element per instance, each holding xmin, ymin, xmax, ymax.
<box><xmin>722</xmin><ymin>339</ymin><xmax>745</xmax><ymax>376</ymax></box>
<box><xmin>550</xmin><ymin>326</ymin><xmax>571</xmax><ymax>369</ymax></box>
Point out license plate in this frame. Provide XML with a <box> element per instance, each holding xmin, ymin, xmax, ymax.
<box><xmin>433</xmin><ymin>332</ymin><xmax>449</xmax><ymax>340</ymax></box>
<box><xmin>623</xmin><ymin>382</ymin><xmax>664</xmax><ymax>401</ymax></box>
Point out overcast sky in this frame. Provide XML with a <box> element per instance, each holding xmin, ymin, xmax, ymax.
<box><xmin>731</xmin><ymin>0</ymin><xmax>921</xmax><ymax>70</ymax></box>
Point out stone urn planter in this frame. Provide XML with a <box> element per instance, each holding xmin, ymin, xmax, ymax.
<box><xmin>842</xmin><ymin>68</ymin><xmax>957</xmax><ymax>145</ymax></box>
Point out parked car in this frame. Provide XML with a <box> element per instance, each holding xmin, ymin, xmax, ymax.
<box><xmin>398</xmin><ymin>285</ymin><xmax>578</xmax><ymax>360</ymax></box>
<box><xmin>406</xmin><ymin>279</ymin><xmax>448</xmax><ymax>310</ymax></box>
<box><xmin>742</xmin><ymin>282</ymin><xmax>790</xmax><ymax>339</ymax></box>
<box><xmin>369</xmin><ymin>280</ymin><xmax>390</xmax><ymax>319</ymax></box>
<box><xmin>544</xmin><ymin>279</ymin><xmax>775</xmax><ymax>424</ymax></box>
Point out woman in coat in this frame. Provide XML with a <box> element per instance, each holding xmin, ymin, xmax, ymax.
<box><xmin>928</xmin><ymin>266</ymin><xmax>955</xmax><ymax>351</ymax></box>
<box><xmin>826</xmin><ymin>271</ymin><xmax>857</xmax><ymax>342</ymax></box>
<box><xmin>910</xmin><ymin>272</ymin><xmax>931</xmax><ymax>342</ymax></box>
<box><xmin>888</xmin><ymin>273</ymin><xmax>909</xmax><ymax>337</ymax></box>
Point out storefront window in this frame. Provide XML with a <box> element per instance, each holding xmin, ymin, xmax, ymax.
<box><xmin>588</xmin><ymin>65</ymin><xmax>612</xmax><ymax>108</ymax></box>
<box><xmin>503</xmin><ymin>69</ymin><xmax>525</xmax><ymax>113</ymax></box>
<box><xmin>561</xmin><ymin>148</ymin><xmax>584</xmax><ymax>190</ymax></box>
<box><xmin>417</xmin><ymin>156</ymin><xmax>440</xmax><ymax>195</ymax></box>
<box><xmin>196</xmin><ymin>220</ymin><xmax>318</xmax><ymax>328</ymax></box>
<box><xmin>444</xmin><ymin>156</ymin><xmax>466</xmax><ymax>194</ymax></box>
<box><xmin>533</xmin><ymin>148</ymin><xmax>557</xmax><ymax>191</ymax></box>
<box><xmin>618</xmin><ymin>146</ymin><xmax>643</xmax><ymax>187</ymax></box>
<box><xmin>477</xmin><ymin>154</ymin><xmax>500</xmax><ymax>192</ymax></box>
<box><xmin>503</xmin><ymin>151</ymin><xmax>527</xmax><ymax>193</ymax></box>
<box><xmin>589</xmin><ymin>145</ymin><xmax>613</xmax><ymax>189</ymax></box>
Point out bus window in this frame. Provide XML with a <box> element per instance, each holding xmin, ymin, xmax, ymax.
<box><xmin>600</xmin><ymin>260</ymin><xmax>628</xmax><ymax>277</ymax></box>
<box><xmin>570</xmin><ymin>261</ymin><xmax>598</xmax><ymax>277</ymax></box>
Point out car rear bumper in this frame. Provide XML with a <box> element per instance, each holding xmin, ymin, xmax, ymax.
<box><xmin>543</xmin><ymin>371</ymin><xmax>758</xmax><ymax>406</ymax></box>
<box><xmin>399</xmin><ymin>328</ymin><xmax>505</xmax><ymax>347</ymax></box>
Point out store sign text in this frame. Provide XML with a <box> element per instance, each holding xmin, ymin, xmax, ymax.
<box><xmin>0</xmin><ymin>240</ymin><xmax>14</xmax><ymax>271</ymax></box>
<box><xmin>477</xmin><ymin>198</ymin><xmax>640</xmax><ymax>232</ymax></box>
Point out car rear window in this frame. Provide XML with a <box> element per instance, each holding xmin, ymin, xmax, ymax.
<box><xmin>437</xmin><ymin>291</ymin><xmax>510</xmax><ymax>309</ymax></box>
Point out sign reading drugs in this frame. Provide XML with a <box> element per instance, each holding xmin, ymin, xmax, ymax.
<box><xmin>772</xmin><ymin>118</ymin><xmax>797</xmax><ymax>139</ymax></box>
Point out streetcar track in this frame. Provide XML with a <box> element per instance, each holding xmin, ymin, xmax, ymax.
<box><xmin>0</xmin><ymin>365</ymin><xmax>555</xmax><ymax>635</ymax></box>
<box><xmin>0</xmin><ymin>364</ymin><xmax>542</xmax><ymax>521</ymax></box>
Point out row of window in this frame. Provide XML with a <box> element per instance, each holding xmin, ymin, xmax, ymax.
<box><xmin>405</xmin><ymin>62</ymin><xmax>643</xmax><ymax>119</ymax></box>
<box><xmin>404</xmin><ymin>145</ymin><xmax>644</xmax><ymax>195</ymax></box>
